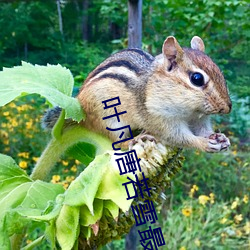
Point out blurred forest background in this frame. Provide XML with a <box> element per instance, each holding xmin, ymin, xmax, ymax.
<box><xmin>0</xmin><ymin>0</ymin><xmax>249</xmax><ymax>249</ymax></box>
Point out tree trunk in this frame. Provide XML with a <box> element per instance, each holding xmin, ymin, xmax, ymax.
<box><xmin>128</xmin><ymin>0</ymin><xmax>142</xmax><ymax>49</ymax></box>
<box><xmin>82</xmin><ymin>0</ymin><xmax>89</xmax><ymax>41</ymax></box>
<box><xmin>56</xmin><ymin>0</ymin><xmax>63</xmax><ymax>36</ymax></box>
<box><xmin>125</xmin><ymin>225</ymin><xmax>137</xmax><ymax>250</ymax></box>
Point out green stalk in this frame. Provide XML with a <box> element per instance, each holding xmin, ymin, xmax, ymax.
<box><xmin>30</xmin><ymin>126</ymin><xmax>112</xmax><ymax>181</ymax></box>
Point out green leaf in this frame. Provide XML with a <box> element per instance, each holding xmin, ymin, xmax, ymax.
<box><xmin>0</xmin><ymin>176</ymin><xmax>32</xmax><ymax>201</ymax></box>
<box><xmin>96</xmin><ymin>159</ymin><xmax>135</xmax><ymax>212</ymax></box>
<box><xmin>0</xmin><ymin>154</ymin><xmax>65</xmax><ymax>245</ymax></box>
<box><xmin>64</xmin><ymin>153</ymin><xmax>110</xmax><ymax>213</ymax></box>
<box><xmin>20</xmin><ymin>181</ymin><xmax>64</xmax><ymax>213</ymax></box>
<box><xmin>0</xmin><ymin>62</ymin><xmax>85</xmax><ymax>122</ymax></box>
<box><xmin>79</xmin><ymin>199</ymin><xmax>103</xmax><ymax>227</ymax></box>
<box><xmin>45</xmin><ymin>220</ymin><xmax>56</xmax><ymax>249</ymax></box>
<box><xmin>103</xmin><ymin>200</ymin><xmax>119</xmax><ymax>219</ymax></box>
<box><xmin>56</xmin><ymin>205</ymin><xmax>80</xmax><ymax>250</ymax></box>
<box><xmin>65</xmin><ymin>142</ymin><xmax>96</xmax><ymax>165</ymax></box>
<box><xmin>0</xmin><ymin>231</ymin><xmax>10</xmax><ymax>250</ymax></box>
<box><xmin>25</xmin><ymin>194</ymin><xmax>63</xmax><ymax>222</ymax></box>
<box><xmin>52</xmin><ymin>109</ymin><xmax>65</xmax><ymax>139</ymax></box>
<box><xmin>80</xmin><ymin>226</ymin><xmax>92</xmax><ymax>240</ymax></box>
<box><xmin>0</xmin><ymin>182</ymin><xmax>33</xmax><ymax>218</ymax></box>
<box><xmin>0</xmin><ymin>154</ymin><xmax>30</xmax><ymax>181</ymax></box>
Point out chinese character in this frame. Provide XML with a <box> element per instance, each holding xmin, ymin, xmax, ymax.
<box><xmin>122</xmin><ymin>172</ymin><xmax>151</xmax><ymax>200</ymax></box>
<box><xmin>102</xmin><ymin>96</ymin><xmax>127</xmax><ymax>122</ymax></box>
<box><xmin>131</xmin><ymin>199</ymin><xmax>158</xmax><ymax>226</ymax></box>
<box><xmin>106</xmin><ymin>125</ymin><xmax>134</xmax><ymax>150</ymax></box>
<box><xmin>115</xmin><ymin>150</ymin><xmax>141</xmax><ymax>175</ymax></box>
<box><xmin>138</xmin><ymin>226</ymin><xmax>165</xmax><ymax>250</ymax></box>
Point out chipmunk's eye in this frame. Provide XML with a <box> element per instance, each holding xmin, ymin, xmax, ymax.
<box><xmin>190</xmin><ymin>72</ymin><xmax>204</xmax><ymax>87</ymax></box>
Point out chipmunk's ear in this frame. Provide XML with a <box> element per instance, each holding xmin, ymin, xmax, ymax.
<box><xmin>162</xmin><ymin>36</ymin><xmax>184</xmax><ymax>63</ymax></box>
<box><xmin>191</xmin><ymin>36</ymin><xmax>205</xmax><ymax>52</ymax></box>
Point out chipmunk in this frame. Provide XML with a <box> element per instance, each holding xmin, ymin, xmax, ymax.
<box><xmin>44</xmin><ymin>36</ymin><xmax>232</xmax><ymax>153</ymax></box>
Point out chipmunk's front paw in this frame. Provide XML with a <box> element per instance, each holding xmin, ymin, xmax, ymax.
<box><xmin>206</xmin><ymin>133</ymin><xmax>230</xmax><ymax>152</ymax></box>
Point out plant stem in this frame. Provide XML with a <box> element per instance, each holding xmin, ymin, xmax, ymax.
<box><xmin>30</xmin><ymin>126</ymin><xmax>112</xmax><ymax>181</ymax></box>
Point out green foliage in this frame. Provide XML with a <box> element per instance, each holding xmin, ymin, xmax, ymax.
<box><xmin>0</xmin><ymin>154</ymin><xmax>64</xmax><ymax>249</ymax></box>
<box><xmin>0</xmin><ymin>1</ymin><xmax>249</xmax><ymax>249</ymax></box>
<box><xmin>0</xmin><ymin>62</ymin><xmax>84</xmax><ymax>122</ymax></box>
<box><xmin>160</xmin><ymin>196</ymin><xmax>249</xmax><ymax>249</ymax></box>
<box><xmin>0</xmin><ymin>62</ymin><xmax>133</xmax><ymax>249</ymax></box>
<box><xmin>0</xmin><ymin>0</ymin><xmax>248</xmax><ymax>100</ymax></box>
<box><xmin>142</xmin><ymin>0</ymin><xmax>250</xmax><ymax>99</ymax></box>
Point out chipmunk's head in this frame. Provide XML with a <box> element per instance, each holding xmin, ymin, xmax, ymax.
<box><xmin>155</xmin><ymin>36</ymin><xmax>232</xmax><ymax>115</ymax></box>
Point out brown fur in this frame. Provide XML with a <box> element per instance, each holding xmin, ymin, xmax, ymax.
<box><xmin>77</xmin><ymin>36</ymin><xmax>231</xmax><ymax>152</ymax></box>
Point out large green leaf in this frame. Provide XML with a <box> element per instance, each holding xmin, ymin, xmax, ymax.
<box><xmin>63</xmin><ymin>153</ymin><xmax>110</xmax><ymax>213</ymax></box>
<box><xmin>79</xmin><ymin>199</ymin><xmax>103</xmax><ymax>227</ymax></box>
<box><xmin>0</xmin><ymin>176</ymin><xmax>31</xmax><ymax>201</ymax></box>
<box><xmin>20</xmin><ymin>181</ymin><xmax>64</xmax><ymax>213</ymax></box>
<box><xmin>103</xmin><ymin>200</ymin><xmax>119</xmax><ymax>219</ymax></box>
<box><xmin>56</xmin><ymin>205</ymin><xmax>80</xmax><ymax>250</ymax></box>
<box><xmin>0</xmin><ymin>62</ymin><xmax>84</xmax><ymax>122</ymax></box>
<box><xmin>0</xmin><ymin>154</ymin><xmax>65</xmax><ymax>248</ymax></box>
<box><xmin>96</xmin><ymin>156</ymin><xmax>135</xmax><ymax>213</ymax></box>
<box><xmin>64</xmin><ymin>151</ymin><xmax>134</xmax><ymax>214</ymax></box>
<box><xmin>66</xmin><ymin>142</ymin><xmax>96</xmax><ymax>165</ymax></box>
<box><xmin>0</xmin><ymin>154</ymin><xmax>30</xmax><ymax>181</ymax></box>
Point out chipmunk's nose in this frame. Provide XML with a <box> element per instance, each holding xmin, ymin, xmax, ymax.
<box><xmin>219</xmin><ymin>101</ymin><xmax>232</xmax><ymax>114</ymax></box>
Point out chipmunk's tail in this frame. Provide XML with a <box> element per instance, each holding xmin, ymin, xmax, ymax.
<box><xmin>41</xmin><ymin>106</ymin><xmax>62</xmax><ymax>130</ymax></box>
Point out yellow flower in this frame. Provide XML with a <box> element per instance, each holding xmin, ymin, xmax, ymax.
<box><xmin>11</xmin><ymin>119</ymin><xmax>18</xmax><ymax>127</ymax></box>
<box><xmin>220</xmin><ymin>217</ymin><xmax>228</xmax><ymax>224</ymax></box>
<box><xmin>182</xmin><ymin>207</ymin><xmax>192</xmax><ymax>217</ymax></box>
<box><xmin>32</xmin><ymin>157</ymin><xmax>39</xmax><ymax>162</ymax></box>
<box><xmin>70</xmin><ymin>165</ymin><xmax>77</xmax><ymax>172</ymax></box>
<box><xmin>232</xmin><ymin>150</ymin><xmax>237</xmax><ymax>156</ymax></box>
<box><xmin>189</xmin><ymin>184</ymin><xmax>199</xmax><ymax>197</ymax></box>
<box><xmin>75</xmin><ymin>159</ymin><xmax>81</xmax><ymax>165</ymax></box>
<box><xmin>231</xmin><ymin>198</ymin><xmax>240</xmax><ymax>209</ymax></box>
<box><xmin>235</xmin><ymin>157</ymin><xmax>242</xmax><ymax>163</ymax></box>
<box><xmin>3</xmin><ymin>138</ymin><xmax>9</xmax><ymax>145</ymax></box>
<box><xmin>9</xmin><ymin>102</ymin><xmax>16</xmax><ymax>108</ymax></box>
<box><xmin>63</xmin><ymin>182</ymin><xmax>69</xmax><ymax>189</ymax></box>
<box><xmin>18</xmin><ymin>152</ymin><xmax>30</xmax><ymax>159</ymax></box>
<box><xmin>243</xmin><ymin>195</ymin><xmax>248</xmax><ymax>204</ymax></box>
<box><xmin>62</xmin><ymin>160</ymin><xmax>69</xmax><ymax>166</ymax></box>
<box><xmin>234</xmin><ymin>214</ymin><xmax>243</xmax><ymax>224</ymax></box>
<box><xmin>4</xmin><ymin>147</ymin><xmax>10</xmax><ymax>152</ymax></box>
<box><xmin>3</xmin><ymin>111</ymin><xmax>9</xmax><ymax>116</ymax></box>
<box><xmin>0</xmin><ymin>130</ymin><xmax>8</xmax><ymax>138</ymax></box>
<box><xmin>221</xmin><ymin>162</ymin><xmax>228</xmax><ymax>167</ymax></box>
<box><xmin>244</xmin><ymin>221</ymin><xmax>250</xmax><ymax>234</ymax></box>
<box><xmin>194</xmin><ymin>238</ymin><xmax>201</xmax><ymax>247</ymax></box>
<box><xmin>51</xmin><ymin>175</ymin><xmax>61</xmax><ymax>183</ymax></box>
<box><xmin>236</xmin><ymin>229</ymin><xmax>242</xmax><ymax>237</ymax></box>
<box><xmin>198</xmin><ymin>195</ymin><xmax>210</xmax><ymax>206</ymax></box>
<box><xmin>66</xmin><ymin>176</ymin><xmax>75</xmax><ymax>182</ymax></box>
<box><xmin>19</xmin><ymin>161</ymin><xmax>28</xmax><ymax>169</ymax></box>
<box><xmin>26</xmin><ymin>121</ymin><xmax>33</xmax><ymax>129</ymax></box>
<box><xmin>209</xmin><ymin>193</ymin><xmax>215</xmax><ymax>204</ymax></box>
<box><xmin>179</xmin><ymin>247</ymin><xmax>186</xmax><ymax>250</ymax></box>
